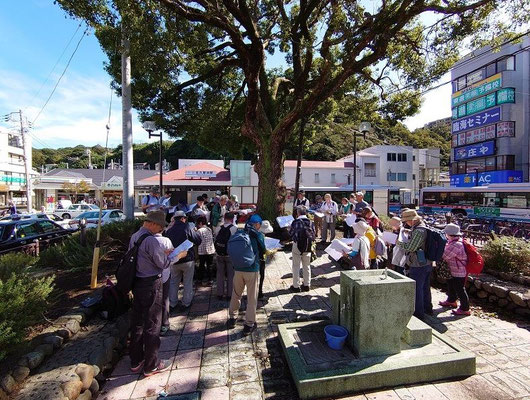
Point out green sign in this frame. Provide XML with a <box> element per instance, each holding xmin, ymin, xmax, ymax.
<box><xmin>497</xmin><ymin>88</ymin><xmax>515</xmax><ymax>104</ymax></box>
<box><xmin>0</xmin><ymin>176</ymin><xmax>26</xmax><ymax>184</ymax></box>
<box><xmin>451</xmin><ymin>74</ymin><xmax>502</xmax><ymax>107</ymax></box>
<box><xmin>473</xmin><ymin>207</ymin><xmax>500</xmax><ymax>217</ymax></box>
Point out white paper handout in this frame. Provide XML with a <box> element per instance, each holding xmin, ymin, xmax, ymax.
<box><xmin>382</xmin><ymin>231</ymin><xmax>398</xmax><ymax>245</ymax></box>
<box><xmin>265</xmin><ymin>237</ymin><xmax>283</xmax><ymax>251</ymax></box>
<box><xmin>276</xmin><ymin>215</ymin><xmax>294</xmax><ymax>228</ymax></box>
<box><xmin>313</xmin><ymin>212</ymin><xmax>325</xmax><ymax>218</ymax></box>
<box><xmin>169</xmin><ymin>239</ymin><xmax>194</xmax><ymax>260</ymax></box>
<box><xmin>345</xmin><ymin>214</ymin><xmax>356</xmax><ymax>227</ymax></box>
<box><xmin>325</xmin><ymin>239</ymin><xmax>352</xmax><ymax>261</ymax></box>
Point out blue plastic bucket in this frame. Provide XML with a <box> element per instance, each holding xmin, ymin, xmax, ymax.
<box><xmin>324</xmin><ymin>325</ymin><xmax>348</xmax><ymax>350</ymax></box>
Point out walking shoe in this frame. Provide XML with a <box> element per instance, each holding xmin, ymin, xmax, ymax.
<box><xmin>227</xmin><ymin>318</ymin><xmax>236</xmax><ymax>329</ymax></box>
<box><xmin>300</xmin><ymin>285</ymin><xmax>310</xmax><ymax>292</ymax></box>
<box><xmin>242</xmin><ymin>323</ymin><xmax>257</xmax><ymax>336</ymax></box>
<box><xmin>439</xmin><ymin>300</ymin><xmax>458</xmax><ymax>308</ymax></box>
<box><xmin>130</xmin><ymin>360</ymin><xmax>144</xmax><ymax>373</ymax></box>
<box><xmin>452</xmin><ymin>308</ymin><xmax>471</xmax><ymax>316</ymax></box>
<box><xmin>143</xmin><ymin>360</ymin><xmax>171</xmax><ymax>377</ymax></box>
<box><xmin>289</xmin><ymin>285</ymin><xmax>301</xmax><ymax>293</ymax></box>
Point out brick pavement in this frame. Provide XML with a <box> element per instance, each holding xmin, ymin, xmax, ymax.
<box><xmin>97</xmin><ymin>248</ymin><xmax>530</xmax><ymax>400</ymax></box>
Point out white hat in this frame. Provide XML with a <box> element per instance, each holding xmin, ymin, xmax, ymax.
<box><xmin>444</xmin><ymin>223</ymin><xmax>462</xmax><ymax>236</ymax></box>
<box><xmin>259</xmin><ymin>220</ymin><xmax>274</xmax><ymax>234</ymax></box>
<box><xmin>353</xmin><ymin>221</ymin><xmax>369</xmax><ymax>236</ymax></box>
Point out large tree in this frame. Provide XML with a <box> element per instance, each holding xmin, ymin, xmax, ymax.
<box><xmin>57</xmin><ymin>0</ymin><xmax>527</xmax><ymax>220</ymax></box>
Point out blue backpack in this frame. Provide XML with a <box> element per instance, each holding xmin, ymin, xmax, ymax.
<box><xmin>227</xmin><ymin>229</ymin><xmax>256</xmax><ymax>269</ymax></box>
<box><xmin>423</xmin><ymin>226</ymin><xmax>447</xmax><ymax>262</ymax></box>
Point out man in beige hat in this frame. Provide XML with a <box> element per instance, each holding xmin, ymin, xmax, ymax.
<box><xmin>396</xmin><ymin>209</ymin><xmax>433</xmax><ymax>320</ymax></box>
<box><xmin>129</xmin><ymin>211</ymin><xmax>187</xmax><ymax>376</ymax></box>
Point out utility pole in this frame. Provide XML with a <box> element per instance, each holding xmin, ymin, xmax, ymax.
<box><xmin>121</xmin><ymin>28</ymin><xmax>134</xmax><ymax>220</ymax></box>
<box><xmin>19</xmin><ymin>110</ymin><xmax>32</xmax><ymax>211</ymax></box>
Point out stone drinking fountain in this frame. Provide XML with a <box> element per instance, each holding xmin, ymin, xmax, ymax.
<box><xmin>278</xmin><ymin>269</ymin><xmax>476</xmax><ymax>399</ymax></box>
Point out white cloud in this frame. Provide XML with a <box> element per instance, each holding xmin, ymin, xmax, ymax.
<box><xmin>403</xmin><ymin>72</ymin><xmax>452</xmax><ymax>131</ymax></box>
<box><xmin>0</xmin><ymin>68</ymin><xmax>153</xmax><ymax>149</ymax></box>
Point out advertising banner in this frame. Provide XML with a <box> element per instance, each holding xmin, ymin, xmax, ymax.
<box><xmin>452</xmin><ymin>107</ymin><xmax>501</xmax><ymax>134</ymax></box>
<box><xmin>451</xmin><ymin>73</ymin><xmax>502</xmax><ymax>107</ymax></box>
<box><xmin>497</xmin><ymin>121</ymin><xmax>515</xmax><ymax>137</ymax></box>
<box><xmin>454</xmin><ymin>140</ymin><xmax>495</xmax><ymax>161</ymax></box>
<box><xmin>450</xmin><ymin>170</ymin><xmax>523</xmax><ymax>187</ymax></box>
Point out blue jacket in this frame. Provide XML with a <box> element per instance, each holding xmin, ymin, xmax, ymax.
<box><xmin>234</xmin><ymin>225</ymin><xmax>266</xmax><ymax>272</ymax></box>
<box><xmin>164</xmin><ymin>220</ymin><xmax>201</xmax><ymax>264</ymax></box>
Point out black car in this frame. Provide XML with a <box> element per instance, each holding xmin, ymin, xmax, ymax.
<box><xmin>0</xmin><ymin>219</ymin><xmax>72</xmax><ymax>254</ymax></box>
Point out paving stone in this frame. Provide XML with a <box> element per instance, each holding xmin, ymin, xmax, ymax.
<box><xmin>204</xmin><ymin>331</ymin><xmax>228</xmax><ymax>348</ymax></box>
<box><xmin>97</xmin><ymin>374</ymin><xmax>138</xmax><ymax>400</ymax></box>
<box><xmin>175</xmin><ymin>348</ymin><xmax>202</xmax><ymax>369</ymax></box>
<box><xmin>364</xmin><ymin>389</ymin><xmax>401</xmax><ymax>399</ymax></box>
<box><xmin>178</xmin><ymin>333</ymin><xmax>204</xmax><ymax>350</ymax></box>
<box><xmin>183</xmin><ymin>321</ymin><xmax>207</xmax><ymax>335</ymax></box>
<box><xmin>460</xmin><ymin>374</ymin><xmax>512</xmax><ymax>400</ymax></box>
<box><xmin>130</xmin><ymin>370</ymin><xmax>170</xmax><ymax>398</ymax></box>
<box><xmin>201</xmin><ymin>346</ymin><xmax>228</xmax><ymax>366</ymax></box>
<box><xmin>167</xmin><ymin>367</ymin><xmax>200</xmax><ymax>394</ymax></box>
<box><xmin>201</xmin><ymin>386</ymin><xmax>230</xmax><ymax>400</ymax></box>
<box><xmin>198</xmin><ymin>364</ymin><xmax>229</xmax><ymax>389</ymax></box>
<box><xmin>160</xmin><ymin>335</ymin><xmax>181</xmax><ymax>352</ymax></box>
<box><xmin>405</xmin><ymin>384</ymin><xmax>448</xmax><ymax>399</ymax></box>
<box><xmin>262</xmin><ymin>378</ymin><xmax>297</xmax><ymax>399</ymax></box>
<box><xmin>482</xmin><ymin>370</ymin><xmax>530</xmax><ymax>398</ymax></box>
<box><xmin>230</xmin><ymin>381</ymin><xmax>263</xmax><ymax>400</ymax></box>
<box><xmin>229</xmin><ymin>360</ymin><xmax>259</xmax><ymax>385</ymax></box>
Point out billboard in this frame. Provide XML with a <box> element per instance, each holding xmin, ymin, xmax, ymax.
<box><xmin>454</xmin><ymin>140</ymin><xmax>495</xmax><ymax>161</ymax></box>
<box><xmin>452</xmin><ymin>107</ymin><xmax>501</xmax><ymax>134</ymax></box>
<box><xmin>451</xmin><ymin>73</ymin><xmax>502</xmax><ymax>107</ymax></box>
<box><xmin>450</xmin><ymin>170</ymin><xmax>523</xmax><ymax>187</ymax></box>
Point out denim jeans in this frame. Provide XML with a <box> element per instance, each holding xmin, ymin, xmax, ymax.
<box><xmin>408</xmin><ymin>264</ymin><xmax>433</xmax><ymax>320</ymax></box>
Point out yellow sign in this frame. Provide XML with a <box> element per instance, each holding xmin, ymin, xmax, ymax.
<box><xmin>0</xmin><ymin>184</ymin><xmax>9</xmax><ymax>191</ymax></box>
<box><xmin>452</xmin><ymin>73</ymin><xmax>502</xmax><ymax>107</ymax></box>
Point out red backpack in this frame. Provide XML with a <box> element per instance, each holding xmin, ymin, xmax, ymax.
<box><xmin>463</xmin><ymin>239</ymin><xmax>484</xmax><ymax>275</ymax></box>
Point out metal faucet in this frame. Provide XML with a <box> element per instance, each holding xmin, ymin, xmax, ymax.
<box><xmin>380</xmin><ymin>267</ymin><xmax>388</xmax><ymax>280</ymax></box>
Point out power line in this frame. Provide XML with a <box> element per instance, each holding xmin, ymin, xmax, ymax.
<box><xmin>31</xmin><ymin>26</ymin><xmax>88</xmax><ymax>125</ymax></box>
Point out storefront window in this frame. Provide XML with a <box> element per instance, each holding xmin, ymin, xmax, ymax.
<box><xmin>485</xmin><ymin>62</ymin><xmax>496</xmax><ymax>78</ymax></box>
<box><xmin>466</xmin><ymin>158</ymin><xmax>485</xmax><ymax>173</ymax></box>
<box><xmin>485</xmin><ymin>157</ymin><xmax>496</xmax><ymax>171</ymax></box>
<box><xmin>457</xmin><ymin>162</ymin><xmax>466</xmax><ymax>174</ymax></box>
<box><xmin>497</xmin><ymin>155</ymin><xmax>515</xmax><ymax>170</ymax></box>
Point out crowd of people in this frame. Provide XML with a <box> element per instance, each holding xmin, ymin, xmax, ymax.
<box><xmin>125</xmin><ymin>188</ymin><xmax>471</xmax><ymax>376</ymax></box>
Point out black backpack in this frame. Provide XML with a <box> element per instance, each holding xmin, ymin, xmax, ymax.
<box><xmin>115</xmin><ymin>233</ymin><xmax>151</xmax><ymax>294</ymax></box>
<box><xmin>215</xmin><ymin>224</ymin><xmax>233</xmax><ymax>256</ymax></box>
<box><xmin>422</xmin><ymin>226</ymin><xmax>447</xmax><ymax>262</ymax></box>
<box><xmin>101</xmin><ymin>282</ymin><xmax>130</xmax><ymax>320</ymax></box>
<box><xmin>296</xmin><ymin>218</ymin><xmax>315</xmax><ymax>253</ymax></box>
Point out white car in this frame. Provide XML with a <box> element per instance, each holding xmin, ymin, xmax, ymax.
<box><xmin>0</xmin><ymin>213</ymin><xmax>72</xmax><ymax>230</ymax></box>
<box><xmin>68</xmin><ymin>209</ymin><xmax>125</xmax><ymax>230</ymax></box>
<box><xmin>56</xmin><ymin>204</ymin><xmax>99</xmax><ymax>219</ymax></box>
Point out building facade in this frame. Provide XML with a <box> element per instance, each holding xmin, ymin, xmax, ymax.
<box><xmin>0</xmin><ymin>130</ymin><xmax>34</xmax><ymax>206</ymax></box>
<box><xmin>449</xmin><ymin>36</ymin><xmax>529</xmax><ymax>187</ymax></box>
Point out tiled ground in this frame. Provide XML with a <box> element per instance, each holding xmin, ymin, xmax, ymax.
<box><xmin>97</xmin><ymin>248</ymin><xmax>530</xmax><ymax>400</ymax></box>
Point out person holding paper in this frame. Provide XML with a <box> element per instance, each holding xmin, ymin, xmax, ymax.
<box><xmin>342</xmin><ymin>221</ymin><xmax>371</xmax><ymax>270</ymax></box>
<box><xmin>289</xmin><ymin>206</ymin><xmax>316</xmax><ymax>292</ymax></box>
<box><xmin>165</xmin><ymin>211</ymin><xmax>202</xmax><ymax>312</ymax></box>
<box><xmin>319</xmin><ymin>193</ymin><xmax>338</xmax><ymax>243</ymax></box>
<box><xmin>212</xmin><ymin>195</ymin><xmax>229</xmax><ymax>236</ymax></box>
<box><xmin>340</xmin><ymin>197</ymin><xmax>354</xmax><ymax>238</ymax></box>
<box><xmin>128</xmin><ymin>211</ymin><xmax>187</xmax><ymax>376</ymax></box>
<box><xmin>188</xmin><ymin>196</ymin><xmax>208</xmax><ymax>221</ymax></box>
<box><xmin>361</xmin><ymin>206</ymin><xmax>382</xmax><ymax>232</ymax></box>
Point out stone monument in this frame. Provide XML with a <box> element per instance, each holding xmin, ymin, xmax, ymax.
<box><xmin>279</xmin><ymin>269</ymin><xmax>476</xmax><ymax>399</ymax></box>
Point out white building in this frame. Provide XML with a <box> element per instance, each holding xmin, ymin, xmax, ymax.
<box><xmin>0</xmin><ymin>130</ymin><xmax>35</xmax><ymax>207</ymax></box>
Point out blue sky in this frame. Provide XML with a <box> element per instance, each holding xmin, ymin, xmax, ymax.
<box><xmin>0</xmin><ymin>0</ymin><xmax>451</xmax><ymax>149</ymax></box>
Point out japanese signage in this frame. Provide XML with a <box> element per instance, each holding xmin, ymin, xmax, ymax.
<box><xmin>452</xmin><ymin>88</ymin><xmax>514</xmax><ymax>119</ymax></box>
<box><xmin>184</xmin><ymin>170</ymin><xmax>217</xmax><ymax>178</ymax></box>
<box><xmin>465</xmin><ymin>128</ymin><xmax>486</xmax><ymax>145</ymax></box>
<box><xmin>484</xmin><ymin>124</ymin><xmax>496</xmax><ymax>140</ymax></box>
<box><xmin>454</xmin><ymin>140</ymin><xmax>495</xmax><ymax>161</ymax></box>
<box><xmin>497</xmin><ymin>121</ymin><xmax>515</xmax><ymax>138</ymax></box>
<box><xmin>452</xmin><ymin>107</ymin><xmax>501</xmax><ymax>134</ymax></box>
<box><xmin>451</xmin><ymin>73</ymin><xmax>502</xmax><ymax>107</ymax></box>
<box><xmin>101</xmin><ymin>176</ymin><xmax>123</xmax><ymax>190</ymax></box>
<box><xmin>450</xmin><ymin>170</ymin><xmax>523</xmax><ymax>187</ymax></box>
<box><xmin>473</xmin><ymin>207</ymin><xmax>501</xmax><ymax>217</ymax></box>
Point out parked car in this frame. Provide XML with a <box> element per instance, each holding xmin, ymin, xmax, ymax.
<box><xmin>0</xmin><ymin>219</ymin><xmax>73</xmax><ymax>254</ymax></box>
<box><xmin>68</xmin><ymin>209</ymin><xmax>126</xmax><ymax>230</ymax></box>
<box><xmin>55</xmin><ymin>204</ymin><xmax>99</xmax><ymax>219</ymax></box>
<box><xmin>0</xmin><ymin>213</ymin><xmax>72</xmax><ymax>230</ymax></box>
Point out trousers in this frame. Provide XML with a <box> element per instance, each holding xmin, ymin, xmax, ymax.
<box><xmin>447</xmin><ymin>277</ymin><xmax>469</xmax><ymax>311</ymax></box>
<box><xmin>216</xmin><ymin>255</ymin><xmax>234</xmax><ymax>297</ymax></box>
<box><xmin>229</xmin><ymin>271</ymin><xmax>259</xmax><ymax>327</ymax></box>
<box><xmin>292</xmin><ymin>243</ymin><xmax>311</xmax><ymax>288</ymax></box>
<box><xmin>169</xmin><ymin>261</ymin><xmax>195</xmax><ymax>307</ymax></box>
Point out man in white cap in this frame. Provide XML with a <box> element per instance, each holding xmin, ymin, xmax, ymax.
<box><xmin>396</xmin><ymin>209</ymin><xmax>433</xmax><ymax>320</ymax></box>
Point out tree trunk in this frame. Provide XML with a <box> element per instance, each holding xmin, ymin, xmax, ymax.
<box><xmin>254</xmin><ymin>137</ymin><xmax>287</xmax><ymax>224</ymax></box>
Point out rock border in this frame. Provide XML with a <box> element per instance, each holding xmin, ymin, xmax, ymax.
<box><xmin>433</xmin><ymin>270</ymin><xmax>530</xmax><ymax>317</ymax></box>
<box><xmin>1</xmin><ymin>297</ymin><xmax>129</xmax><ymax>400</ymax></box>
<box><xmin>483</xmin><ymin>268</ymin><xmax>530</xmax><ymax>288</ymax></box>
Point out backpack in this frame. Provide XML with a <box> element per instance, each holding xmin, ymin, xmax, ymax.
<box><xmin>374</xmin><ymin>235</ymin><xmax>387</xmax><ymax>258</ymax></box>
<box><xmin>423</xmin><ymin>226</ymin><xmax>447</xmax><ymax>262</ymax></box>
<box><xmin>227</xmin><ymin>229</ymin><xmax>256</xmax><ymax>269</ymax></box>
<box><xmin>296</xmin><ymin>218</ymin><xmax>315</xmax><ymax>253</ymax></box>
<box><xmin>115</xmin><ymin>233</ymin><xmax>151</xmax><ymax>294</ymax></box>
<box><xmin>142</xmin><ymin>195</ymin><xmax>151</xmax><ymax>214</ymax></box>
<box><xmin>101</xmin><ymin>280</ymin><xmax>131</xmax><ymax>320</ymax></box>
<box><xmin>463</xmin><ymin>239</ymin><xmax>484</xmax><ymax>275</ymax></box>
<box><xmin>215</xmin><ymin>224</ymin><xmax>233</xmax><ymax>256</ymax></box>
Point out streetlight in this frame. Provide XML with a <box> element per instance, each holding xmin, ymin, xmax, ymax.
<box><xmin>352</xmin><ymin>122</ymin><xmax>372</xmax><ymax>194</ymax></box>
<box><xmin>142</xmin><ymin>121</ymin><xmax>163</xmax><ymax>194</ymax></box>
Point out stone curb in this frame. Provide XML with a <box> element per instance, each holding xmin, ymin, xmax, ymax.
<box><xmin>2</xmin><ymin>287</ymin><xmax>129</xmax><ymax>400</ymax></box>
<box><xmin>433</xmin><ymin>270</ymin><xmax>530</xmax><ymax>317</ymax></box>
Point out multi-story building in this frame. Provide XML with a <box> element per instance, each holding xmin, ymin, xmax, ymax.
<box><xmin>0</xmin><ymin>130</ymin><xmax>33</xmax><ymax>206</ymax></box>
<box><xmin>449</xmin><ymin>36</ymin><xmax>529</xmax><ymax>186</ymax></box>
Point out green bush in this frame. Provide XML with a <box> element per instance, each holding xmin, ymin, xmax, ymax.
<box><xmin>0</xmin><ymin>254</ymin><xmax>54</xmax><ymax>361</ymax></box>
<box><xmin>481</xmin><ymin>236</ymin><xmax>530</xmax><ymax>276</ymax></box>
<box><xmin>38</xmin><ymin>219</ymin><xmax>143</xmax><ymax>270</ymax></box>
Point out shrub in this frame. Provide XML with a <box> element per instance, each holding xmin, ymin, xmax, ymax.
<box><xmin>481</xmin><ymin>236</ymin><xmax>530</xmax><ymax>276</ymax></box>
<box><xmin>38</xmin><ymin>219</ymin><xmax>143</xmax><ymax>270</ymax></box>
<box><xmin>0</xmin><ymin>256</ymin><xmax>54</xmax><ymax>360</ymax></box>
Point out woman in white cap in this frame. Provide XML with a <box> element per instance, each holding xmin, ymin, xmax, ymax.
<box><xmin>441</xmin><ymin>223</ymin><xmax>470</xmax><ymax>316</ymax></box>
<box><xmin>342</xmin><ymin>221</ymin><xmax>370</xmax><ymax>269</ymax></box>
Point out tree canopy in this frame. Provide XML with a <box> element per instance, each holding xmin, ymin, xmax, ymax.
<box><xmin>56</xmin><ymin>0</ymin><xmax>529</xmax><ymax>219</ymax></box>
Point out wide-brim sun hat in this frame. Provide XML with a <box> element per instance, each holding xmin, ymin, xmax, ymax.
<box><xmin>401</xmin><ymin>209</ymin><xmax>420</xmax><ymax>222</ymax></box>
<box><xmin>353</xmin><ymin>220</ymin><xmax>369</xmax><ymax>236</ymax></box>
<box><xmin>145</xmin><ymin>210</ymin><xmax>167</xmax><ymax>227</ymax></box>
<box><xmin>444</xmin><ymin>223</ymin><xmax>462</xmax><ymax>236</ymax></box>
<box><xmin>260</xmin><ymin>220</ymin><xmax>274</xmax><ymax>234</ymax></box>
<box><xmin>389</xmin><ymin>216</ymin><xmax>402</xmax><ymax>229</ymax></box>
